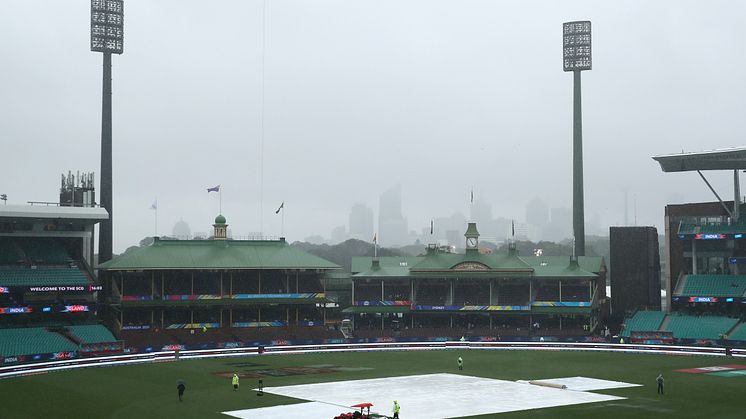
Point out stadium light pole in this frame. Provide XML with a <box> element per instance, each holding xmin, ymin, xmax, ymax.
<box><xmin>563</xmin><ymin>21</ymin><xmax>591</xmax><ymax>257</ymax></box>
<box><xmin>91</xmin><ymin>0</ymin><xmax>124</xmax><ymax>263</ymax></box>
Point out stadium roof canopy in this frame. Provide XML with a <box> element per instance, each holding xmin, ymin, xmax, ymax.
<box><xmin>652</xmin><ymin>146</ymin><xmax>746</xmax><ymax>172</ymax></box>
<box><xmin>351</xmin><ymin>256</ymin><xmax>423</xmax><ymax>277</ymax></box>
<box><xmin>352</xmin><ymin>253</ymin><xmax>603</xmax><ymax>279</ymax></box>
<box><xmin>0</xmin><ymin>204</ymin><xmax>109</xmax><ymax>221</ymax></box>
<box><xmin>98</xmin><ymin>237</ymin><xmax>341</xmax><ymax>271</ymax></box>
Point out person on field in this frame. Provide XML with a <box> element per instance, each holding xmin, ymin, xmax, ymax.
<box><xmin>656</xmin><ymin>373</ymin><xmax>664</xmax><ymax>395</ymax></box>
<box><xmin>393</xmin><ymin>400</ymin><xmax>400</xmax><ymax>419</ymax></box>
<box><xmin>458</xmin><ymin>356</ymin><xmax>463</xmax><ymax>370</ymax></box>
<box><xmin>177</xmin><ymin>381</ymin><xmax>186</xmax><ymax>401</ymax></box>
<box><xmin>232</xmin><ymin>373</ymin><xmax>240</xmax><ymax>391</ymax></box>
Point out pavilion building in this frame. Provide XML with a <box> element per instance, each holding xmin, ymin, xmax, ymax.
<box><xmin>97</xmin><ymin>215</ymin><xmax>340</xmax><ymax>336</ymax></box>
<box><xmin>347</xmin><ymin>223</ymin><xmax>607</xmax><ymax>337</ymax></box>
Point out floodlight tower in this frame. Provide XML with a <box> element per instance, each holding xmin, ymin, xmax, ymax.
<box><xmin>563</xmin><ymin>21</ymin><xmax>592</xmax><ymax>257</ymax></box>
<box><xmin>91</xmin><ymin>0</ymin><xmax>124</xmax><ymax>263</ymax></box>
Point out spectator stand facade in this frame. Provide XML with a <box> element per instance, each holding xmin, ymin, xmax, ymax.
<box><xmin>97</xmin><ymin>215</ymin><xmax>341</xmax><ymax>351</ymax></box>
<box><xmin>347</xmin><ymin>223</ymin><xmax>607</xmax><ymax>339</ymax></box>
<box><xmin>617</xmin><ymin>148</ymin><xmax>746</xmax><ymax>345</ymax></box>
<box><xmin>0</xmin><ymin>203</ymin><xmax>111</xmax><ymax>365</ymax></box>
<box><xmin>653</xmin><ymin>147</ymin><xmax>746</xmax><ymax>312</ymax></box>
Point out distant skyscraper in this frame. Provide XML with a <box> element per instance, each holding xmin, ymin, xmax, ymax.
<box><xmin>526</xmin><ymin>198</ymin><xmax>550</xmax><ymax>229</ymax></box>
<box><xmin>511</xmin><ymin>222</ymin><xmax>541</xmax><ymax>242</ymax></box>
<box><xmin>544</xmin><ymin>207</ymin><xmax>573</xmax><ymax>242</ymax></box>
<box><xmin>378</xmin><ymin>185</ymin><xmax>408</xmax><ymax>246</ymax></box>
<box><xmin>348</xmin><ymin>203</ymin><xmax>374</xmax><ymax>241</ymax></box>
<box><xmin>493</xmin><ymin>217</ymin><xmax>511</xmax><ymax>242</ymax></box>
<box><xmin>471</xmin><ymin>199</ymin><xmax>493</xmax><ymax>229</ymax></box>
<box><xmin>433</xmin><ymin>212</ymin><xmax>467</xmax><ymax>245</ymax></box>
<box><xmin>330</xmin><ymin>225</ymin><xmax>347</xmax><ymax>244</ymax></box>
<box><xmin>446</xmin><ymin>229</ymin><xmax>461</xmax><ymax>248</ymax></box>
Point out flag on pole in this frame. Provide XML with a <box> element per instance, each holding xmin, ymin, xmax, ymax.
<box><xmin>470</xmin><ymin>189</ymin><xmax>474</xmax><ymax>203</ymax></box>
<box><xmin>373</xmin><ymin>233</ymin><xmax>378</xmax><ymax>258</ymax></box>
<box><xmin>511</xmin><ymin>219</ymin><xmax>515</xmax><ymax>237</ymax></box>
<box><xmin>207</xmin><ymin>185</ymin><xmax>220</xmax><ymax>193</ymax></box>
<box><xmin>275</xmin><ymin>202</ymin><xmax>284</xmax><ymax>214</ymax></box>
<box><xmin>430</xmin><ymin>220</ymin><xmax>434</xmax><ymax>235</ymax></box>
<box><xmin>149</xmin><ymin>199</ymin><xmax>157</xmax><ymax>210</ymax></box>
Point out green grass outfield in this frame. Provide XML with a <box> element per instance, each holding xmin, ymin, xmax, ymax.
<box><xmin>0</xmin><ymin>349</ymin><xmax>743</xmax><ymax>418</ymax></box>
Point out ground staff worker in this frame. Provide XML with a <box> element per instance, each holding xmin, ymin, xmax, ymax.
<box><xmin>656</xmin><ymin>373</ymin><xmax>664</xmax><ymax>395</ymax></box>
<box><xmin>177</xmin><ymin>382</ymin><xmax>185</xmax><ymax>401</ymax></box>
<box><xmin>393</xmin><ymin>400</ymin><xmax>400</xmax><ymax>419</ymax></box>
<box><xmin>232</xmin><ymin>373</ymin><xmax>240</xmax><ymax>391</ymax></box>
<box><xmin>458</xmin><ymin>356</ymin><xmax>463</xmax><ymax>370</ymax></box>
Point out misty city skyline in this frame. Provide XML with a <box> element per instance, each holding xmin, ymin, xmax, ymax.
<box><xmin>167</xmin><ymin>189</ymin><xmax>624</xmax><ymax>248</ymax></box>
<box><xmin>3</xmin><ymin>1</ymin><xmax>746</xmax><ymax>253</ymax></box>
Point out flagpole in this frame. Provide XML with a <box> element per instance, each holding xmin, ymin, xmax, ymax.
<box><xmin>219</xmin><ymin>189</ymin><xmax>222</xmax><ymax>214</ymax></box>
<box><xmin>151</xmin><ymin>198</ymin><xmax>158</xmax><ymax>238</ymax></box>
<box><xmin>511</xmin><ymin>219</ymin><xmax>515</xmax><ymax>245</ymax></box>
<box><xmin>281</xmin><ymin>202</ymin><xmax>285</xmax><ymax>237</ymax></box>
<box><xmin>470</xmin><ymin>187</ymin><xmax>474</xmax><ymax>221</ymax></box>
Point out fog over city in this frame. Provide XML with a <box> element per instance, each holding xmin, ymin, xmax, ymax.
<box><xmin>2</xmin><ymin>0</ymin><xmax>746</xmax><ymax>252</ymax></box>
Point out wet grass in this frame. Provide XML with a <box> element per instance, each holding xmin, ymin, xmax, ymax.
<box><xmin>0</xmin><ymin>349</ymin><xmax>743</xmax><ymax>418</ymax></box>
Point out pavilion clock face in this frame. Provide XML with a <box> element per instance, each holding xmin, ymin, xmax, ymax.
<box><xmin>467</xmin><ymin>237</ymin><xmax>477</xmax><ymax>247</ymax></box>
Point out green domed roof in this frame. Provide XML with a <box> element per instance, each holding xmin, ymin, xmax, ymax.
<box><xmin>214</xmin><ymin>214</ymin><xmax>227</xmax><ymax>224</ymax></box>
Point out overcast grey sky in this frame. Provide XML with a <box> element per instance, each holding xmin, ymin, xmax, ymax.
<box><xmin>2</xmin><ymin>0</ymin><xmax>746</xmax><ymax>252</ymax></box>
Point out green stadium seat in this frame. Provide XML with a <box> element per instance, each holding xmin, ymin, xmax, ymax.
<box><xmin>0</xmin><ymin>327</ymin><xmax>78</xmax><ymax>357</ymax></box>
<box><xmin>676</xmin><ymin>275</ymin><xmax>746</xmax><ymax>297</ymax></box>
<box><xmin>726</xmin><ymin>323</ymin><xmax>746</xmax><ymax>341</ymax></box>
<box><xmin>17</xmin><ymin>238</ymin><xmax>72</xmax><ymax>264</ymax></box>
<box><xmin>0</xmin><ymin>267</ymin><xmax>89</xmax><ymax>287</ymax></box>
<box><xmin>621</xmin><ymin>311</ymin><xmax>665</xmax><ymax>337</ymax></box>
<box><xmin>68</xmin><ymin>325</ymin><xmax>117</xmax><ymax>344</ymax></box>
<box><xmin>664</xmin><ymin>313</ymin><xmax>739</xmax><ymax>340</ymax></box>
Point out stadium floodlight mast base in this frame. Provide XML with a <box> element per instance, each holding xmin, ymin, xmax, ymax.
<box><xmin>563</xmin><ymin>21</ymin><xmax>591</xmax><ymax>257</ymax></box>
<box><xmin>91</xmin><ymin>0</ymin><xmax>124</xmax><ymax>263</ymax></box>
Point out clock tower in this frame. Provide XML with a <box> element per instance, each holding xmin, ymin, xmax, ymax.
<box><xmin>464</xmin><ymin>222</ymin><xmax>480</xmax><ymax>251</ymax></box>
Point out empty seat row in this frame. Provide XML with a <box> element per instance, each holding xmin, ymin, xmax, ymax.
<box><xmin>0</xmin><ymin>268</ymin><xmax>89</xmax><ymax>287</ymax></box>
<box><xmin>0</xmin><ymin>238</ymin><xmax>72</xmax><ymax>264</ymax></box>
<box><xmin>68</xmin><ymin>325</ymin><xmax>117</xmax><ymax>344</ymax></box>
<box><xmin>678</xmin><ymin>275</ymin><xmax>746</xmax><ymax>297</ymax></box>
<box><xmin>664</xmin><ymin>313</ymin><xmax>739</xmax><ymax>340</ymax></box>
<box><xmin>0</xmin><ymin>327</ymin><xmax>77</xmax><ymax>357</ymax></box>
<box><xmin>621</xmin><ymin>311</ymin><xmax>666</xmax><ymax>337</ymax></box>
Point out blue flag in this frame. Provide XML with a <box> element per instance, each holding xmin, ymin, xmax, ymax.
<box><xmin>207</xmin><ymin>185</ymin><xmax>220</xmax><ymax>193</ymax></box>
